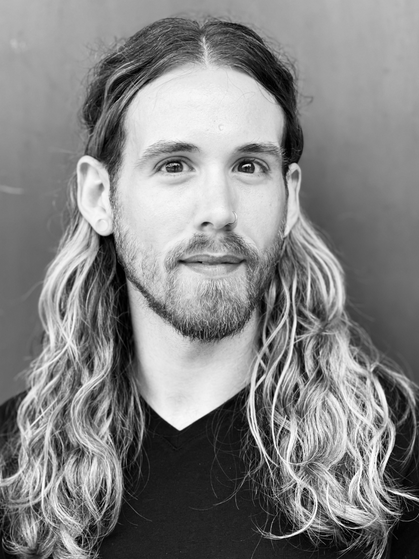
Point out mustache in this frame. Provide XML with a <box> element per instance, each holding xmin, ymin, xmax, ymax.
<box><xmin>165</xmin><ymin>233</ymin><xmax>260</xmax><ymax>272</ymax></box>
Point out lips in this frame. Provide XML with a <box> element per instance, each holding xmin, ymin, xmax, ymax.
<box><xmin>180</xmin><ymin>254</ymin><xmax>244</xmax><ymax>265</ymax></box>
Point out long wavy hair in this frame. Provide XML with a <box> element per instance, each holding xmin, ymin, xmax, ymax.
<box><xmin>1</xmin><ymin>17</ymin><xmax>417</xmax><ymax>559</ymax></box>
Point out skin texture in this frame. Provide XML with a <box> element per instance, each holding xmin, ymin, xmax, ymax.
<box><xmin>77</xmin><ymin>65</ymin><xmax>301</xmax><ymax>428</ymax></box>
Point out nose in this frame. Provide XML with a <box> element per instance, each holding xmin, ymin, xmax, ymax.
<box><xmin>194</xmin><ymin>170</ymin><xmax>237</xmax><ymax>232</ymax></box>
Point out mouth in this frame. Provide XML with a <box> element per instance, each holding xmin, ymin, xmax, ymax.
<box><xmin>179</xmin><ymin>254</ymin><xmax>245</xmax><ymax>277</ymax></box>
<box><xmin>180</xmin><ymin>254</ymin><xmax>244</xmax><ymax>265</ymax></box>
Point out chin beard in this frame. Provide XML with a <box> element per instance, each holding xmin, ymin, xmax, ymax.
<box><xmin>114</xmin><ymin>231</ymin><xmax>283</xmax><ymax>343</ymax></box>
<box><xmin>130</xmin><ymin>268</ymin><xmax>257</xmax><ymax>343</ymax></box>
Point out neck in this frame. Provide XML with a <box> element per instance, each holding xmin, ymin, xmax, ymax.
<box><xmin>128</xmin><ymin>287</ymin><xmax>258</xmax><ymax>430</ymax></box>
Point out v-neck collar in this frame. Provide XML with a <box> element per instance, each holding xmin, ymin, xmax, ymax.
<box><xmin>144</xmin><ymin>389</ymin><xmax>246</xmax><ymax>450</ymax></box>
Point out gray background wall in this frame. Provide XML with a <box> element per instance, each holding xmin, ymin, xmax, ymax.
<box><xmin>1</xmin><ymin>0</ymin><xmax>418</xmax><ymax>404</ymax></box>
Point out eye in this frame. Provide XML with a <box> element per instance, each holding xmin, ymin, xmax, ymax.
<box><xmin>157</xmin><ymin>159</ymin><xmax>192</xmax><ymax>174</ymax></box>
<box><xmin>235</xmin><ymin>159</ymin><xmax>268</xmax><ymax>174</ymax></box>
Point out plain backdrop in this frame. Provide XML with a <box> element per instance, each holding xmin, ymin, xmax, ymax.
<box><xmin>1</xmin><ymin>0</ymin><xmax>418</xmax><ymax>404</ymax></box>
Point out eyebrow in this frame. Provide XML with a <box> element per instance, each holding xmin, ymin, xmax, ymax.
<box><xmin>136</xmin><ymin>141</ymin><xmax>199</xmax><ymax>168</ymax></box>
<box><xmin>236</xmin><ymin>143</ymin><xmax>284</xmax><ymax>163</ymax></box>
<box><xmin>136</xmin><ymin>140</ymin><xmax>284</xmax><ymax>168</ymax></box>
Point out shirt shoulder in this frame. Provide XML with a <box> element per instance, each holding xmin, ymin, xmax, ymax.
<box><xmin>0</xmin><ymin>392</ymin><xmax>25</xmax><ymax>453</ymax></box>
<box><xmin>382</xmin><ymin>378</ymin><xmax>419</xmax><ymax>478</ymax></box>
<box><xmin>381</xmin><ymin>379</ymin><xmax>419</xmax><ymax>559</ymax></box>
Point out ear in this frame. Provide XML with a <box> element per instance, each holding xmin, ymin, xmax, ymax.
<box><xmin>284</xmin><ymin>163</ymin><xmax>301</xmax><ymax>236</ymax></box>
<box><xmin>77</xmin><ymin>155</ymin><xmax>113</xmax><ymax>236</ymax></box>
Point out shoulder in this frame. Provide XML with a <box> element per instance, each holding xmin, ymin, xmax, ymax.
<box><xmin>388</xmin><ymin>406</ymin><xmax>419</xmax><ymax>558</ymax></box>
<box><xmin>381</xmin><ymin>375</ymin><xmax>418</xmax><ymax>461</ymax></box>
<box><xmin>371</xmin><ymin>376</ymin><xmax>419</xmax><ymax>558</ymax></box>
<box><xmin>0</xmin><ymin>395</ymin><xmax>25</xmax><ymax>557</ymax></box>
<box><xmin>377</xmin><ymin>373</ymin><xmax>418</xmax><ymax>474</ymax></box>
<box><xmin>0</xmin><ymin>392</ymin><xmax>25</xmax><ymax>424</ymax></box>
<box><xmin>0</xmin><ymin>392</ymin><xmax>26</xmax><ymax>453</ymax></box>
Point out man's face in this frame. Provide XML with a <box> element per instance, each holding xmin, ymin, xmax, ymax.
<box><xmin>111</xmin><ymin>65</ymin><xmax>296</xmax><ymax>342</ymax></box>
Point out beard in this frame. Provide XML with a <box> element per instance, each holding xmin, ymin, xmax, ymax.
<box><xmin>113</xmin><ymin>219</ymin><xmax>284</xmax><ymax>343</ymax></box>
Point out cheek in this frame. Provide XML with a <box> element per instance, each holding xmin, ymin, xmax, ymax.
<box><xmin>240</xmin><ymin>188</ymin><xmax>285</xmax><ymax>249</ymax></box>
<box><xmin>117</xmin><ymin>185</ymin><xmax>188</xmax><ymax>248</ymax></box>
<box><xmin>119</xmin><ymin>200</ymin><xmax>150</xmax><ymax>242</ymax></box>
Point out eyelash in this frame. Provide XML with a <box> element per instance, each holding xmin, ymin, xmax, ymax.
<box><xmin>156</xmin><ymin>158</ymin><xmax>193</xmax><ymax>173</ymax></box>
<box><xmin>234</xmin><ymin>158</ymin><xmax>269</xmax><ymax>174</ymax></box>
<box><xmin>156</xmin><ymin>157</ymin><xmax>269</xmax><ymax>174</ymax></box>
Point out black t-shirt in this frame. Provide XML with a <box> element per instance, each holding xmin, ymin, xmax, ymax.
<box><xmin>1</xmin><ymin>390</ymin><xmax>418</xmax><ymax>558</ymax></box>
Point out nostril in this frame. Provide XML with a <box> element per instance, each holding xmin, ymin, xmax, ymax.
<box><xmin>197</xmin><ymin>209</ymin><xmax>236</xmax><ymax>231</ymax></box>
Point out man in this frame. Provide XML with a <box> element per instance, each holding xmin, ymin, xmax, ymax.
<box><xmin>0</xmin><ymin>17</ymin><xmax>418</xmax><ymax>559</ymax></box>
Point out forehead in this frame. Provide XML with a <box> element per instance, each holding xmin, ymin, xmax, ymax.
<box><xmin>124</xmin><ymin>65</ymin><xmax>285</xmax><ymax>153</ymax></box>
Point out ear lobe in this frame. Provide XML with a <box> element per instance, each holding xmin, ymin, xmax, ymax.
<box><xmin>284</xmin><ymin>163</ymin><xmax>301</xmax><ymax>237</ymax></box>
<box><xmin>77</xmin><ymin>155</ymin><xmax>113</xmax><ymax>236</ymax></box>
